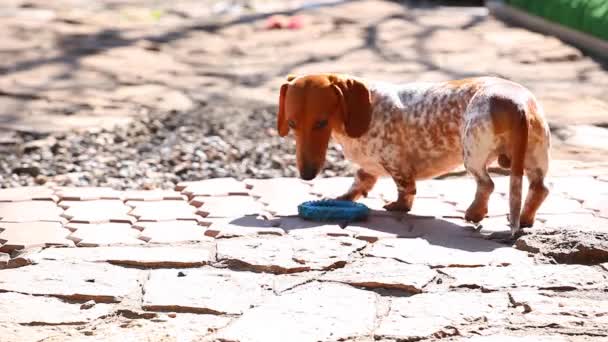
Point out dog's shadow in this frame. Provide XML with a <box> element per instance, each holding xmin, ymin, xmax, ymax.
<box><xmin>225</xmin><ymin>210</ymin><xmax>513</xmax><ymax>253</ymax></box>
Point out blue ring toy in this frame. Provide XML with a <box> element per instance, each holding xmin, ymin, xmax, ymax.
<box><xmin>298</xmin><ymin>200</ymin><xmax>369</xmax><ymax>222</ymax></box>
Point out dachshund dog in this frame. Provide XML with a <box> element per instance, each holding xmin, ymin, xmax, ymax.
<box><xmin>277</xmin><ymin>73</ymin><xmax>551</xmax><ymax>235</ymax></box>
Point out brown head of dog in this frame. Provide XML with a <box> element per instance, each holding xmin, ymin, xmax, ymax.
<box><xmin>277</xmin><ymin>74</ymin><xmax>372</xmax><ymax>180</ymax></box>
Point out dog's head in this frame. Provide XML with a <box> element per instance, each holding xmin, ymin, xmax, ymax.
<box><xmin>277</xmin><ymin>73</ymin><xmax>372</xmax><ymax>180</ymax></box>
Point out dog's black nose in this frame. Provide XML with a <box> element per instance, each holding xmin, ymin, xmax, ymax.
<box><xmin>300</xmin><ymin>165</ymin><xmax>319</xmax><ymax>181</ymax></box>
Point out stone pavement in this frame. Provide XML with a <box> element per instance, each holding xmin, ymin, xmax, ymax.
<box><xmin>1</xmin><ymin>175</ymin><xmax>608</xmax><ymax>341</ymax></box>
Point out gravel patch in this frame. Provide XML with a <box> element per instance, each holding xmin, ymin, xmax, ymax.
<box><xmin>0</xmin><ymin>102</ymin><xmax>353</xmax><ymax>189</ymax></box>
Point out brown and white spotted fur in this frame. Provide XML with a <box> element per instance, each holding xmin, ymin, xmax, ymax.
<box><xmin>277</xmin><ymin>73</ymin><xmax>551</xmax><ymax>235</ymax></box>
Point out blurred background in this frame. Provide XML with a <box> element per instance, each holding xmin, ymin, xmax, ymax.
<box><xmin>1</xmin><ymin>0</ymin><xmax>607</xmax><ymax>189</ymax></box>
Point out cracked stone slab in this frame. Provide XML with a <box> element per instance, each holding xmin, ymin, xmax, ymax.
<box><xmin>0</xmin><ymin>252</ymin><xmax>8</xmax><ymax>269</ymax></box>
<box><xmin>0</xmin><ymin>292</ymin><xmax>113</xmax><ymax>325</ymax></box>
<box><xmin>0</xmin><ymin>261</ymin><xmax>141</xmax><ymax>303</ymax></box>
<box><xmin>464</xmin><ymin>335</ymin><xmax>569</xmax><ymax>342</ymax></box>
<box><xmin>26</xmin><ymin>245</ymin><xmax>215</xmax><ymax>267</ymax></box>
<box><xmin>55</xmin><ymin>187</ymin><xmax>122</xmax><ymax>201</ymax></box>
<box><xmin>537</xmin><ymin>213</ymin><xmax>608</xmax><ymax>232</ymax></box>
<box><xmin>0</xmin><ymin>201</ymin><xmax>64</xmax><ymax>222</ymax></box>
<box><xmin>344</xmin><ymin>216</ymin><xmax>423</xmax><ymax>242</ymax></box>
<box><xmin>143</xmin><ymin>267</ymin><xmax>273</xmax><ymax>315</ymax></box>
<box><xmin>127</xmin><ymin>200</ymin><xmax>201</xmax><ymax>222</ymax></box>
<box><xmin>320</xmin><ymin>257</ymin><xmax>435</xmax><ymax>293</ymax></box>
<box><xmin>509</xmin><ymin>291</ymin><xmax>608</xmax><ymax>334</ymax></box>
<box><xmin>245</xmin><ymin>177</ymin><xmax>311</xmax><ymax>200</ymax></box>
<box><xmin>376</xmin><ymin>292</ymin><xmax>509</xmax><ymax>341</ymax></box>
<box><xmin>192</xmin><ymin>195</ymin><xmax>264</xmax><ymax>218</ymax></box>
<box><xmin>279</xmin><ymin>217</ymin><xmax>352</xmax><ymax>237</ymax></box>
<box><xmin>309</xmin><ymin>177</ymin><xmax>356</xmax><ymax>199</ymax></box>
<box><xmin>515</xmin><ymin>229</ymin><xmax>608</xmax><ymax>265</ymax></box>
<box><xmin>442</xmin><ymin>264</ymin><xmax>608</xmax><ymax>291</ymax></box>
<box><xmin>67</xmin><ymin>313</ymin><xmax>232</xmax><ymax>341</ymax></box>
<box><xmin>213</xmin><ymin>282</ymin><xmax>377</xmax><ymax>342</ymax></box>
<box><xmin>261</xmin><ymin>192</ymin><xmax>320</xmax><ymax>217</ymax></box>
<box><xmin>66</xmin><ymin>222</ymin><xmax>144</xmax><ymax>247</ymax></box>
<box><xmin>122</xmin><ymin>189</ymin><xmax>186</xmax><ymax>201</ymax></box>
<box><xmin>203</xmin><ymin>215</ymin><xmax>284</xmax><ymax>238</ymax></box>
<box><xmin>0</xmin><ymin>186</ymin><xmax>56</xmax><ymax>202</ymax></box>
<box><xmin>0</xmin><ymin>221</ymin><xmax>73</xmax><ymax>252</ymax></box>
<box><xmin>61</xmin><ymin>200</ymin><xmax>134</xmax><ymax>223</ymax></box>
<box><xmin>366</xmin><ymin>237</ymin><xmax>532</xmax><ymax>267</ymax></box>
<box><xmin>177</xmin><ymin>177</ymin><xmax>249</xmax><ymax>197</ymax></box>
<box><xmin>272</xmin><ymin>272</ymin><xmax>323</xmax><ymax>294</ymax></box>
<box><xmin>216</xmin><ymin>235</ymin><xmax>367</xmax><ymax>273</ymax></box>
<box><xmin>133</xmin><ymin>220</ymin><xmax>212</xmax><ymax>243</ymax></box>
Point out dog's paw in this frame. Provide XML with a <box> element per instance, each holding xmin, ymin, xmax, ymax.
<box><xmin>335</xmin><ymin>193</ymin><xmax>356</xmax><ymax>201</ymax></box>
<box><xmin>383</xmin><ymin>201</ymin><xmax>411</xmax><ymax>212</ymax></box>
<box><xmin>464</xmin><ymin>207</ymin><xmax>486</xmax><ymax>223</ymax></box>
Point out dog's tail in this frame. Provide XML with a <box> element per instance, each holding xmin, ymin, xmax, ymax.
<box><xmin>508</xmin><ymin>102</ymin><xmax>529</xmax><ymax>236</ymax></box>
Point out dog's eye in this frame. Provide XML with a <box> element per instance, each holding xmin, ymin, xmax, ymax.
<box><xmin>315</xmin><ymin>120</ymin><xmax>328</xmax><ymax>129</ymax></box>
<box><xmin>288</xmin><ymin>120</ymin><xmax>296</xmax><ymax>129</ymax></box>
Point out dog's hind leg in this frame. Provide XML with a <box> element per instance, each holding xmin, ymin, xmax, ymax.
<box><xmin>336</xmin><ymin>169</ymin><xmax>378</xmax><ymax>201</ymax></box>
<box><xmin>521</xmin><ymin>144</ymin><xmax>550</xmax><ymax>227</ymax></box>
<box><xmin>462</xmin><ymin>120</ymin><xmax>497</xmax><ymax>223</ymax></box>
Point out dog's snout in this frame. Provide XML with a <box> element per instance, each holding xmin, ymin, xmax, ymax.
<box><xmin>300</xmin><ymin>164</ymin><xmax>319</xmax><ymax>181</ymax></box>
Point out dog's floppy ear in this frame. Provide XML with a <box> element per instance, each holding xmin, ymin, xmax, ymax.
<box><xmin>331</xmin><ymin>76</ymin><xmax>372</xmax><ymax>138</ymax></box>
<box><xmin>277</xmin><ymin>83</ymin><xmax>290</xmax><ymax>137</ymax></box>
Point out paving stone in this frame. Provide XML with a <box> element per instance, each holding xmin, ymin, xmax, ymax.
<box><xmin>203</xmin><ymin>215</ymin><xmax>284</xmax><ymax>238</ymax></box>
<box><xmin>261</xmin><ymin>192</ymin><xmax>320</xmax><ymax>217</ymax></box>
<box><xmin>320</xmin><ymin>257</ymin><xmax>436</xmax><ymax>293</ymax></box>
<box><xmin>134</xmin><ymin>220</ymin><xmax>211</xmax><ymax>243</ymax></box>
<box><xmin>55</xmin><ymin>187</ymin><xmax>122</xmax><ymax>201</ymax></box>
<box><xmin>376</xmin><ymin>292</ymin><xmax>509</xmax><ymax>341</ymax></box>
<box><xmin>535</xmin><ymin>195</ymin><xmax>589</xmax><ymax>215</ymax></box>
<box><xmin>61</xmin><ymin>200</ymin><xmax>133</xmax><ymax>223</ymax></box>
<box><xmin>442</xmin><ymin>264</ymin><xmax>608</xmax><ymax>291</ymax></box>
<box><xmin>67</xmin><ymin>222</ymin><xmax>144</xmax><ymax>247</ymax></box>
<box><xmin>0</xmin><ymin>292</ymin><xmax>113</xmax><ymax>325</ymax></box>
<box><xmin>245</xmin><ymin>177</ymin><xmax>311</xmax><ymax>199</ymax></box>
<box><xmin>515</xmin><ymin>229</ymin><xmax>608</xmax><ymax>265</ymax></box>
<box><xmin>143</xmin><ymin>267</ymin><xmax>272</xmax><ymax>315</ymax></box>
<box><xmin>0</xmin><ymin>261</ymin><xmax>140</xmax><ymax>303</ymax></box>
<box><xmin>407</xmin><ymin>197</ymin><xmax>462</xmax><ymax>218</ymax></box>
<box><xmin>272</xmin><ymin>272</ymin><xmax>323</xmax><ymax>294</ymax></box>
<box><xmin>216</xmin><ymin>235</ymin><xmax>367</xmax><ymax>273</ymax></box>
<box><xmin>0</xmin><ymin>201</ymin><xmax>64</xmax><ymax>222</ymax></box>
<box><xmin>548</xmin><ymin>177</ymin><xmax>608</xmax><ymax>202</ymax></box>
<box><xmin>508</xmin><ymin>291</ymin><xmax>608</xmax><ymax>334</ymax></box>
<box><xmin>453</xmin><ymin>194</ymin><xmax>511</xmax><ymax>217</ymax></box>
<box><xmin>366</xmin><ymin>237</ymin><xmax>532</xmax><ymax>267</ymax></box>
<box><xmin>0</xmin><ymin>221</ymin><xmax>73</xmax><ymax>252</ymax></box>
<box><xmin>0</xmin><ymin>186</ymin><xmax>56</xmax><ymax>202</ymax></box>
<box><xmin>279</xmin><ymin>217</ymin><xmax>351</xmax><ymax>237</ymax></box>
<box><xmin>26</xmin><ymin>245</ymin><xmax>214</xmax><ymax>267</ymax></box>
<box><xmin>465</xmin><ymin>336</ymin><xmax>569</xmax><ymax>342</ymax></box>
<box><xmin>122</xmin><ymin>189</ymin><xmax>185</xmax><ymax>201</ymax></box>
<box><xmin>192</xmin><ymin>195</ymin><xmax>264</xmax><ymax>218</ymax></box>
<box><xmin>214</xmin><ymin>282</ymin><xmax>377</xmax><ymax>342</ymax></box>
<box><xmin>537</xmin><ymin>213</ymin><xmax>607</xmax><ymax>232</ymax></box>
<box><xmin>0</xmin><ymin>252</ymin><xmax>8</xmax><ymax>269</ymax></box>
<box><xmin>127</xmin><ymin>200</ymin><xmax>200</xmax><ymax>222</ymax></box>
<box><xmin>178</xmin><ymin>177</ymin><xmax>249</xmax><ymax>197</ymax></box>
<box><xmin>309</xmin><ymin>177</ymin><xmax>355</xmax><ymax>198</ymax></box>
<box><xmin>346</xmin><ymin>216</ymin><xmax>422</xmax><ymax>242</ymax></box>
<box><xmin>582</xmin><ymin>195</ymin><xmax>608</xmax><ymax>216</ymax></box>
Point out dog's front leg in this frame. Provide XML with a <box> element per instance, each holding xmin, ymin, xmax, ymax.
<box><xmin>336</xmin><ymin>169</ymin><xmax>378</xmax><ymax>201</ymax></box>
<box><xmin>383</xmin><ymin>172</ymin><xmax>416</xmax><ymax>212</ymax></box>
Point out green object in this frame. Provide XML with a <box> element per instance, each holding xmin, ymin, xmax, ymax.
<box><xmin>505</xmin><ymin>0</ymin><xmax>608</xmax><ymax>41</ymax></box>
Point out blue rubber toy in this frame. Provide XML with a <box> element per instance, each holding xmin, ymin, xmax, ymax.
<box><xmin>297</xmin><ymin>200</ymin><xmax>370</xmax><ymax>222</ymax></box>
